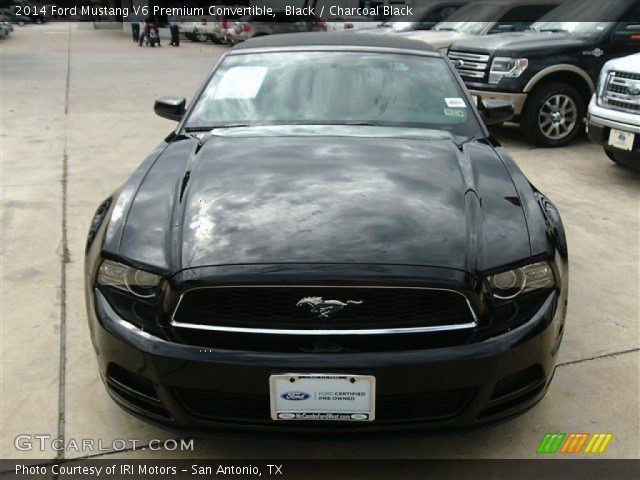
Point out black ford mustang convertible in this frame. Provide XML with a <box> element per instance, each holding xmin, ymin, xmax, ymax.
<box><xmin>85</xmin><ymin>33</ymin><xmax>568</xmax><ymax>436</ymax></box>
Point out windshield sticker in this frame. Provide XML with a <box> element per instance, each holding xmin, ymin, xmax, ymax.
<box><xmin>445</xmin><ymin>98</ymin><xmax>467</xmax><ymax>108</ymax></box>
<box><xmin>444</xmin><ymin>108</ymin><xmax>466</xmax><ymax>118</ymax></box>
<box><xmin>214</xmin><ymin>66</ymin><xmax>268</xmax><ymax>100</ymax></box>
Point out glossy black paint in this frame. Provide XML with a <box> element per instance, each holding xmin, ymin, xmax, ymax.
<box><xmin>154</xmin><ymin>96</ymin><xmax>186</xmax><ymax>122</ymax></box>
<box><xmin>85</xmin><ymin>39</ymin><xmax>569</xmax><ymax>434</ymax></box>
<box><xmin>98</xmin><ymin>126</ymin><xmax>558</xmax><ymax>275</ymax></box>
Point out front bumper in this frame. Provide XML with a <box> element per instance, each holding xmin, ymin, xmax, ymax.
<box><xmin>227</xmin><ymin>31</ymin><xmax>249</xmax><ymax>44</ymax></box>
<box><xmin>469</xmin><ymin>89</ymin><xmax>527</xmax><ymax>116</ymax></box>
<box><xmin>587</xmin><ymin>97</ymin><xmax>640</xmax><ymax>167</ymax></box>
<box><xmin>89</xmin><ymin>286</ymin><xmax>565</xmax><ymax>437</ymax></box>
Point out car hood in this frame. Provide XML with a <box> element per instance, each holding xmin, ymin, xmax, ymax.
<box><xmin>113</xmin><ymin>127</ymin><xmax>533</xmax><ymax>274</ymax></box>
<box><xmin>604</xmin><ymin>52</ymin><xmax>640</xmax><ymax>72</ymax></box>
<box><xmin>451</xmin><ymin>31</ymin><xmax>593</xmax><ymax>54</ymax></box>
<box><xmin>396</xmin><ymin>30</ymin><xmax>474</xmax><ymax>48</ymax></box>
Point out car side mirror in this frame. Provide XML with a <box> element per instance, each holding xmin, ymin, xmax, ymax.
<box><xmin>612</xmin><ymin>24</ymin><xmax>640</xmax><ymax>45</ymax></box>
<box><xmin>154</xmin><ymin>96</ymin><xmax>186</xmax><ymax>121</ymax></box>
<box><xmin>479</xmin><ymin>98</ymin><xmax>515</xmax><ymax>126</ymax></box>
<box><xmin>491</xmin><ymin>24</ymin><xmax>515</xmax><ymax>34</ymax></box>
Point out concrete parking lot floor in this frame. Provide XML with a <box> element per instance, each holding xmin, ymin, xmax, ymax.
<box><xmin>1</xmin><ymin>23</ymin><xmax>639</xmax><ymax>461</ymax></box>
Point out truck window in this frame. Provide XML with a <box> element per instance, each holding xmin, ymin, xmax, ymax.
<box><xmin>424</xmin><ymin>5</ymin><xmax>463</xmax><ymax>22</ymax></box>
<box><xmin>491</xmin><ymin>4</ymin><xmax>558</xmax><ymax>32</ymax></box>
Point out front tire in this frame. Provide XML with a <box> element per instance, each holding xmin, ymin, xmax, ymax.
<box><xmin>520</xmin><ymin>82</ymin><xmax>585</xmax><ymax>148</ymax></box>
<box><xmin>605</xmin><ymin>147</ymin><xmax>620</xmax><ymax>165</ymax></box>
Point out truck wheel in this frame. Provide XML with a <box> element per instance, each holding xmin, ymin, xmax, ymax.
<box><xmin>520</xmin><ymin>82</ymin><xmax>585</xmax><ymax>147</ymax></box>
<box><xmin>195</xmin><ymin>33</ymin><xmax>208</xmax><ymax>42</ymax></box>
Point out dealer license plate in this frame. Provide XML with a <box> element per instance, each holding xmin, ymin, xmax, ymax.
<box><xmin>269</xmin><ymin>374</ymin><xmax>375</xmax><ymax>421</ymax></box>
<box><xmin>608</xmin><ymin>128</ymin><xmax>635</xmax><ymax>151</ymax></box>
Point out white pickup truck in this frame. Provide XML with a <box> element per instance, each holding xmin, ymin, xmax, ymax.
<box><xmin>588</xmin><ymin>53</ymin><xmax>640</xmax><ymax>171</ymax></box>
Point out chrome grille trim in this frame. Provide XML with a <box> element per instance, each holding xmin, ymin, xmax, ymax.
<box><xmin>448</xmin><ymin>51</ymin><xmax>490</xmax><ymax>62</ymax></box>
<box><xmin>170</xmin><ymin>285</ymin><xmax>479</xmax><ymax>336</ymax></box>
<box><xmin>448</xmin><ymin>51</ymin><xmax>490</xmax><ymax>80</ymax></box>
<box><xmin>603</xmin><ymin>71</ymin><xmax>640</xmax><ymax>113</ymax></box>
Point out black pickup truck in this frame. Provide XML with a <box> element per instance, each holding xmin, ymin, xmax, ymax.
<box><xmin>448</xmin><ymin>0</ymin><xmax>640</xmax><ymax>147</ymax></box>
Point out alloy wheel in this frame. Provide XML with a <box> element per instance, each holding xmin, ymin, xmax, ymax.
<box><xmin>538</xmin><ymin>94</ymin><xmax>577</xmax><ymax>140</ymax></box>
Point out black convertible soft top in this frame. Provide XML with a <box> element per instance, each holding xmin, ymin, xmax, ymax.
<box><xmin>232</xmin><ymin>32</ymin><xmax>436</xmax><ymax>53</ymax></box>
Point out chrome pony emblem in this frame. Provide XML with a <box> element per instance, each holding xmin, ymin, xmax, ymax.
<box><xmin>296</xmin><ymin>297</ymin><xmax>363</xmax><ymax>318</ymax></box>
<box><xmin>627</xmin><ymin>85</ymin><xmax>640</xmax><ymax>96</ymax></box>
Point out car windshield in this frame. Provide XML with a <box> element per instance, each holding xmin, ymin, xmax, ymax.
<box><xmin>382</xmin><ymin>7</ymin><xmax>427</xmax><ymax>31</ymax></box>
<box><xmin>528</xmin><ymin>21</ymin><xmax>613</xmax><ymax>35</ymax></box>
<box><xmin>186</xmin><ymin>51</ymin><xmax>482</xmax><ymax>137</ymax></box>
<box><xmin>529</xmin><ymin>0</ymin><xmax>632</xmax><ymax>34</ymax></box>
<box><xmin>434</xmin><ymin>3</ymin><xmax>502</xmax><ymax>33</ymax></box>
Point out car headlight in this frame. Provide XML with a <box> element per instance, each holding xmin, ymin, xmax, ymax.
<box><xmin>596</xmin><ymin>66</ymin><xmax>612</xmax><ymax>105</ymax></box>
<box><xmin>488</xmin><ymin>57</ymin><xmax>528</xmax><ymax>84</ymax></box>
<box><xmin>487</xmin><ymin>261</ymin><xmax>554</xmax><ymax>300</ymax></box>
<box><xmin>97</xmin><ymin>260</ymin><xmax>161</xmax><ymax>298</ymax></box>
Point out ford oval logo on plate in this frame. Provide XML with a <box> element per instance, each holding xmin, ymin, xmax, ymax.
<box><xmin>281</xmin><ymin>391</ymin><xmax>310</xmax><ymax>401</ymax></box>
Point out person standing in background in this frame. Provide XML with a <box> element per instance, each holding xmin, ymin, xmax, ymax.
<box><xmin>128</xmin><ymin>11</ymin><xmax>141</xmax><ymax>43</ymax></box>
<box><xmin>168</xmin><ymin>15</ymin><xmax>180</xmax><ymax>47</ymax></box>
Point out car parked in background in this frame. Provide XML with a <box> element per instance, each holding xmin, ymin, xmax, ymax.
<box><xmin>178</xmin><ymin>19</ymin><xmax>197</xmax><ymax>41</ymax></box>
<box><xmin>226</xmin><ymin>12</ymin><xmax>326</xmax><ymax>45</ymax></box>
<box><xmin>364</xmin><ymin>1</ymin><xmax>468</xmax><ymax>35</ymax></box>
<box><xmin>191</xmin><ymin>15</ymin><xmax>241</xmax><ymax>43</ymax></box>
<box><xmin>588</xmin><ymin>52</ymin><xmax>640</xmax><ymax>169</ymax></box>
<box><xmin>211</xmin><ymin>16</ymin><xmax>240</xmax><ymax>43</ymax></box>
<box><xmin>448</xmin><ymin>0</ymin><xmax>640</xmax><ymax>147</ymax></box>
<box><xmin>397</xmin><ymin>0</ymin><xmax>560</xmax><ymax>50</ymax></box>
<box><xmin>182</xmin><ymin>17</ymin><xmax>215</xmax><ymax>42</ymax></box>
<box><xmin>0</xmin><ymin>8</ymin><xmax>32</xmax><ymax>25</ymax></box>
<box><xmin>0</xmin><ymin>14</ymin><xmax>13</xmax><ymax>36</ymax></box>
<box><xmin>326</xmin><ymin>15</ymin><xmax>379</xmax><ymax>32</ymax></box>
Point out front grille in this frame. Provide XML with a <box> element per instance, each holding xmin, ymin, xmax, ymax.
<box><xmin>603</xmin><ymin>71</ymin><xmax>640</xmax><ymax>113</ymax></box>
<box><xmin>174</xmin><ymin>329</ymin><xmax>473</xmax><ymax>353</ymax></box>
<box><xmin>173</xmin><ymin>387</ymin><xmax>475</xmax><ymax>424</ymax></box>
<box><xmin>448</xmin><ymin>51</ymin><xmax>490</xmax><ymax>80</ymax></box>
<box><xmin>171</xmin><ymin>286</ymin><xmax>476</xmax><ymax>332</ymax></box>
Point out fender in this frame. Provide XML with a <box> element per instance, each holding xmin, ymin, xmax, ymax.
<box><xmin>523</xmin><ymin>64</ymin><xmax>595</xmax><ymax>94</ymax></box>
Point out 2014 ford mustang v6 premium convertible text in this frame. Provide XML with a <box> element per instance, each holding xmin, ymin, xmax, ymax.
<box><xmin>85</xmin><ymin>33</ymin><xmax>568</xmax><ymax>436</ymax></box>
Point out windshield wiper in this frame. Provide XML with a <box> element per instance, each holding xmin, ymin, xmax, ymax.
<box><xmin>538</xmin><ymin>28</ymin><xmax>570</xmax><ymax>34</ymax></box>
<box><xmin>184</xmin><ymin>123</ymin><xmax>253</xmax><ymax>132</ymax></box>
<box><xmin>341</xmin><ymin>121</ymin><xmax>385</xmax><ymax>126</ymax></box>
<box><xmin>434</xmin><ymin>27</ymin><xmax>460</xmax><ymax>32</ymax></box>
